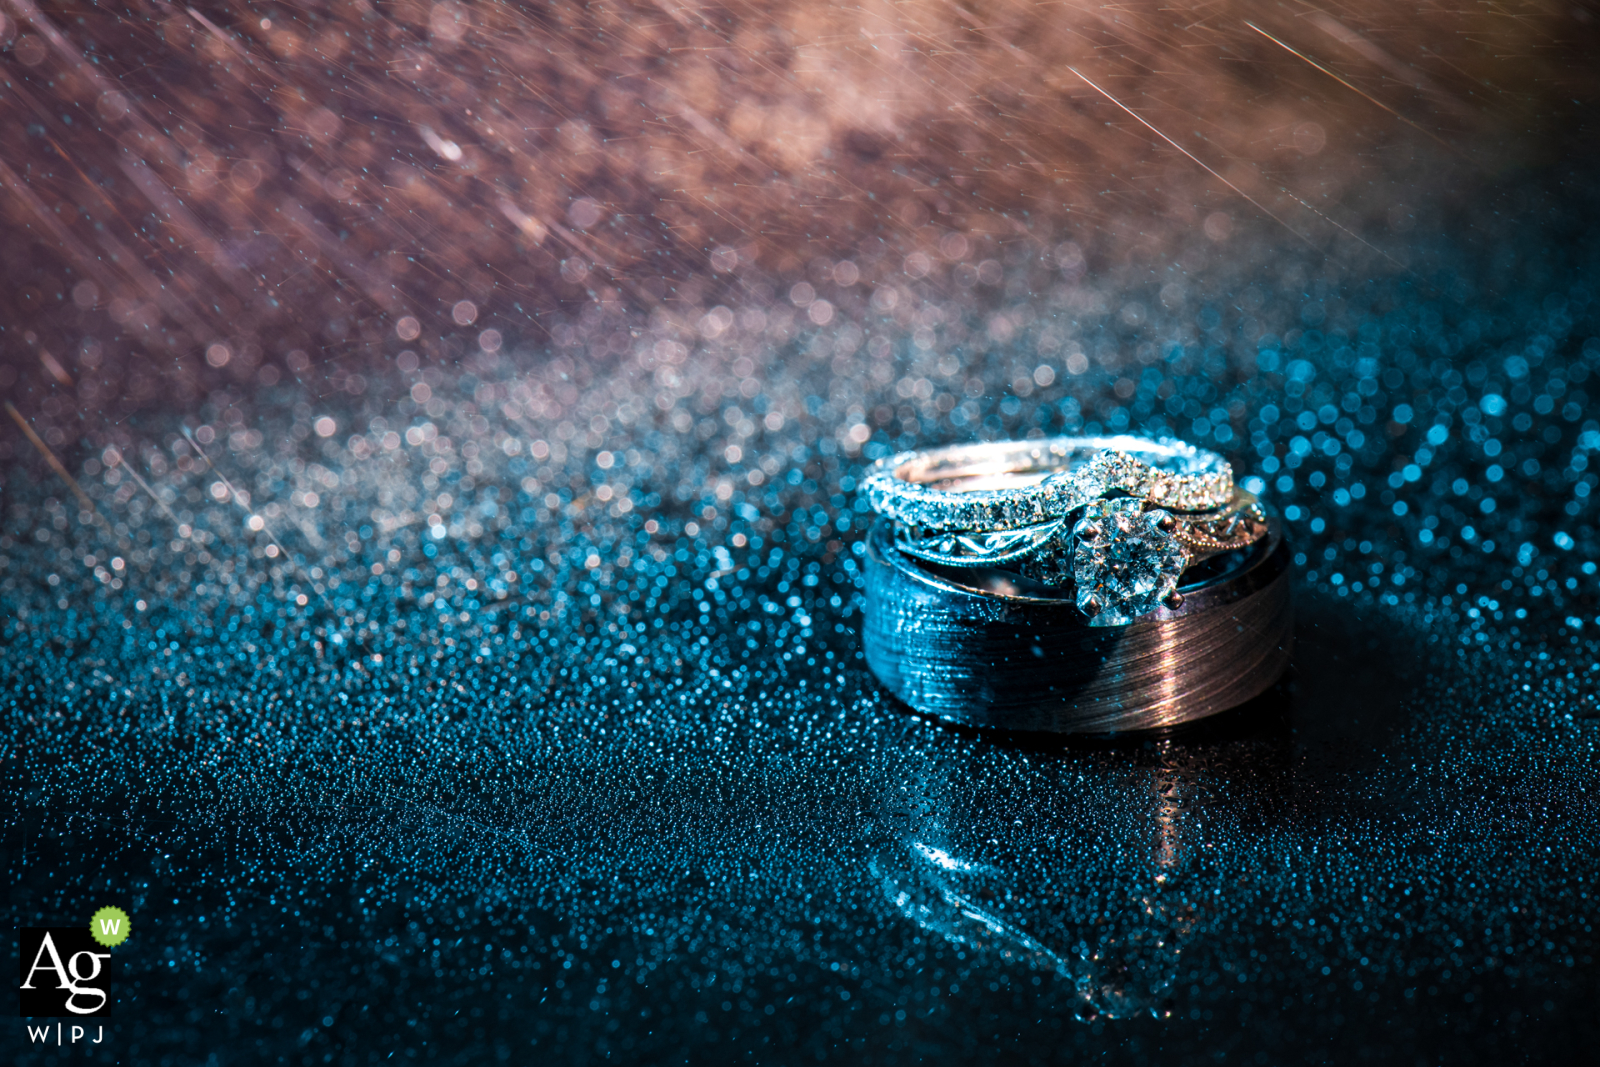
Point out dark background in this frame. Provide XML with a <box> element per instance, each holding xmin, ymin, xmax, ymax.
<box><xmin>4</xmin><ymin>2</ymin><xmax>1600</xmax><ymax>1063</ymax></box>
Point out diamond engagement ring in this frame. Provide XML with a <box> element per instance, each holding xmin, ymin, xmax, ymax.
<box><xmin>861</xmin><ymin>436</ymin><xmax>1267</xmax><ymax>626</ymax></box>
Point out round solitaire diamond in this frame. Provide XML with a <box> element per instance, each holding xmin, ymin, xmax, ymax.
<box><xmin>1072</xmin><ymin>499</ymin><xmax>1189</xmax><ymax>626</ymax></box>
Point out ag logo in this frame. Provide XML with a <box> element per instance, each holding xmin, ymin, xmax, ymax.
<box><xmin>18</xmin><ymin>906</ymin><xmax>130</xmax><ymax>1018</ymax></box>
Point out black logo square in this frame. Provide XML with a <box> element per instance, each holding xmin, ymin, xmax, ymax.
<box><xmin>18</xmin><ymin>929</ymin><xmax>113</xmax><ymax>1017</ymax></box>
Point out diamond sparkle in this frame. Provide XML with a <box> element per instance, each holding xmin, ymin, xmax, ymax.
<box><xmin>1072</xmin><ymin>499</ymin><xmax>1190</xmax><ymax>627</ymax></box>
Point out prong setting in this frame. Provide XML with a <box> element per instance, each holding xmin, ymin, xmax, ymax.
<box><xmin>1072</xmin><ymin>497</ymin><xmax>1190</xmax><ymax>627</ymax></box>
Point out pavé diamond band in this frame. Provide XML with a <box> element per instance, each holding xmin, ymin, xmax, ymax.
<box><xmin>861</xmin><ymin>436</ymin><xmax>1261</xmax><ymax>626</ymax></box>
<box><xmin>861</xmin><ymin>435</ymin><xmax>1234</xmax><ymax>533</ymax></box>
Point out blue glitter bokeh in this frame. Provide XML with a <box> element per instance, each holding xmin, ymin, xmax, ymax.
<box><xmin>3</xmin><ymin>1</ymin><xmax>1600</xmax><ymax>1055</ymax></box>
<box><xmin>7</xmin><ymin>183</ymin><xmax>1600</xmax><ymax>1062</ymax></box>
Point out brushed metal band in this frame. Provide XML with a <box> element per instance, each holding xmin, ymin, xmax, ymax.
<box><xmin>861</xmin><ymin>518</ymin><xmax>1293</xmax><ymax>734</ymax></box>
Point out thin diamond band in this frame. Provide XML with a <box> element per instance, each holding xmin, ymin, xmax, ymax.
<box><xmin>861</xmin><ymin>435</ymin><xmax>1234</xmax><ymax>533</ymax></box>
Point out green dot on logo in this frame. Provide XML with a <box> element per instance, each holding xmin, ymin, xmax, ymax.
<box><xmin>90</xmin><ymin>905</ymin><xmax>131</xmax><ymax>948</ymax></box>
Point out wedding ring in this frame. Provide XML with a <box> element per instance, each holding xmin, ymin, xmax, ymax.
<box><xmin>862</xmin><ymin>435</ymin><xmax>1256</xmax><ymax>626</ymax></box>
<box><xmin>861</xmin><ymin>516</ymin><xmax>1293</xmax><ymax>733</ymax></box>
<box><xmin>895</xmin><ymin>489</ymin><xmax>1269</xmax><ymax>626</ymax></box>
<box><xmin>861</xmin><ymin>435</ymin><xmax>1233</xmax><ymax>533</ymax></box>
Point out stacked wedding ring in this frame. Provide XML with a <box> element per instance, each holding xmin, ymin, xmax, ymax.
<box><xmin>859</xmin><ymin>435</ymin><xmax>1291</xmax><ymax>733</ymax></box>
<box><xmin>863</xmin><ymin>435</ymin><xmax>1260</xmax><ymax>626</ymax></box>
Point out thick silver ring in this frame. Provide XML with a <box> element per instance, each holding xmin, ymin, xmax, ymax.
<box><xmin>862</xmin><ymin>517</ymin><xmax>1293</xmax><ymax>733</ymax></box>
<box><xmin>861</xmin><ymin>435</ymin><xmax>1233</xmax><ymax>533</ymax></box>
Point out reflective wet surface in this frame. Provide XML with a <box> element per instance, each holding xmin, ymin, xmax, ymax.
<box><xmin>6</xmin><ymin>462</ymin><xmax>1600</xmax><ymax>1062</ymax></box>
<box><xmin>3</xmin><ymin>9</ymin><xmax>1599</xmax><ymax>1058</ymax></box>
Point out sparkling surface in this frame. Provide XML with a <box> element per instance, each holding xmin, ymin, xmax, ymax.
<box><xmin>6</xmin><ymin>195</ymin><xmax>1600</xmax><ymax>1059</ymax></box>
<box><xmin>2</xmin><ymin>3</ymin><xmax>1599</xmax><ymax>1063</ymax></box>
<box><xmin>1072</xmin><ymin>500</ymin><xmax>1188</xmax><ymax>625</ymax></box>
